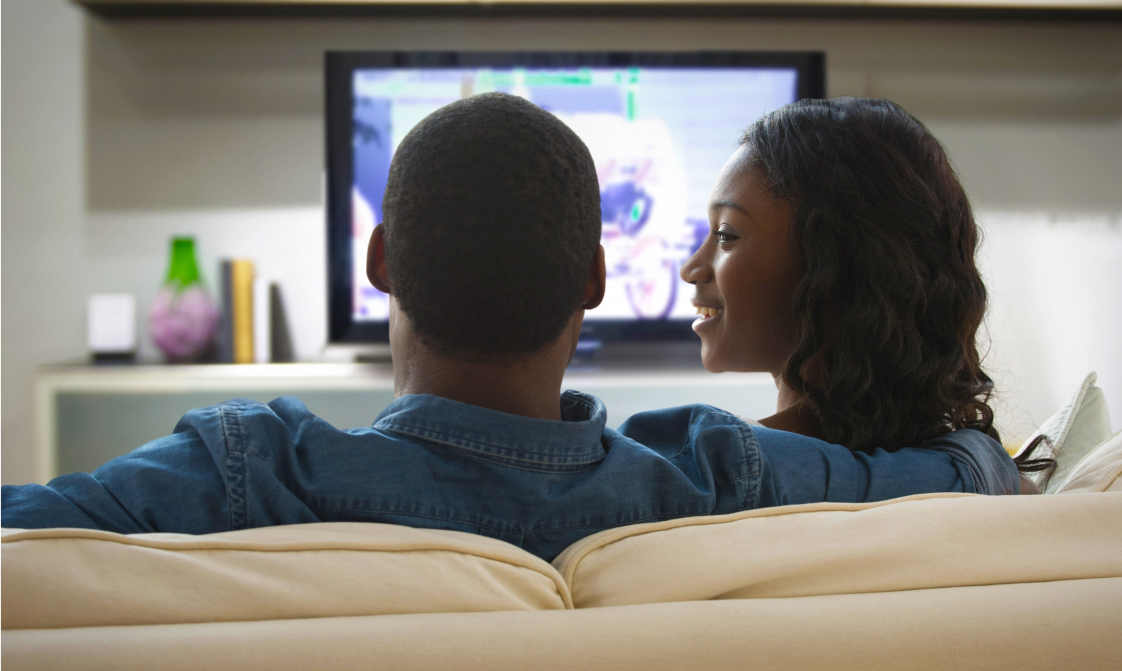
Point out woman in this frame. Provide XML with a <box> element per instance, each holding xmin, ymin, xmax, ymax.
<box><xmin>682</xmin><ymin>97</ymin><xmax>1050</xmax><ymax>488</ymax></box>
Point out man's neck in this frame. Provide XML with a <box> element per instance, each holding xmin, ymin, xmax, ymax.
<box><xmin>392</xmin><ymin>339</ymin><xmax>572</xmax><ymax>422</ymax></box>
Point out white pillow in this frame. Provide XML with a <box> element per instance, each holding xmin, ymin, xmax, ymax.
<box><xmin>1018</xmin><ymin>372</ymin><xmax>1113</xmax><ymax>493</ymax></box>
<box><xmin>1055</xmin><ymin>430</ymin><xmax>1122</xmax><ymax>494</ymax></box>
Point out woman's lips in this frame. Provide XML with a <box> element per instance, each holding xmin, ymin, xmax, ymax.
<box><xmin>692</xmin><ymin>306</ymin><xmax>723</xmax><ymax>332</ymax></box>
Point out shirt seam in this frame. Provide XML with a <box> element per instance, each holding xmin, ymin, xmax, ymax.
<box><xmin>736</xmin><ymin>415</ymin><xmax>763</xmax><ymax>510</ymax></box>
<box><xmin>313</xmin><ymin>505</ymin><xmax>517</xmax><ymax>536</ymax></box>
<box><xmin>218</xmin><ymin>404</ymin><xmax>248</xmax><ymax>531</ymax></box>
<box><xmin>378</xmin><ymin>422</ymin><xmax>605</xmax><ymax>467</ymax></box>
<box><xmin>692</xmin><ymin>406</ymin><xmax>762</xmax><ymax>508</ymax></box>
<box><xmin>519</xmin><ymin>513</ymin><xmax>675</xmax><ymax>536</ymax></box>
<box><xmin>313</xmin><ymin>503</ymin><xmax>696</xmax><ymax>536</ymax></box>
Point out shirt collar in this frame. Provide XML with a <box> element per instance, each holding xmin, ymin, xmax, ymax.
<box><xmin>373</xmin><ymin>390</ymin><xmax>607</xmax><ymax>467</ymax></box>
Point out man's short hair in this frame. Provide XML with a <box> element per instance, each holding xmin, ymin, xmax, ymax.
<box><xmin>383</xmin><ymin>92</ymin><xmax>601</xmax><ymax>359</ymax></box>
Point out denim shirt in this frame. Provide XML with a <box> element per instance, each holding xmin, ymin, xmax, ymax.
<box><xmin>1</xmin><ymin>391</ymin><xmax>1019</xmax><ymax>562</ymax></box>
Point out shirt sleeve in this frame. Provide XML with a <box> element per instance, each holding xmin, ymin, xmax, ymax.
<box><xmin>1</xmin><ymin>407</ymin><xmax>231</xmax><ymax>534</ymax></box>
<box><xmin>752</xmin><ymin>424</ymin><xmax>1018</xmax><ymax>508</ymax></box>
<box><xmin>917</xmin><ymin>429</ymin><xmax>1021</xmax><ymax>496</ymax></box>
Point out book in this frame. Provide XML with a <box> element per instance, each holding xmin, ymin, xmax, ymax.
<box><xmin>217</xmin><ymin>260</ymin><xmax>234</xmax><ymax>363</ymax></box>
<box><xmin>253</xmin><ymin>277</ymin><xmax>271</xmax><ymax>364</ymax></box>
<box><xmin>269</xmin><ymin>283</ymin><xmax>295</xmax><ymax>363</ymax></box>
<box><xmin>231</xmin><ymin>259</ymin><xmax>255</xmax><ymax>364</ymax></box>
<box><xmin>219</xmin><ymin>261</ymin><xmax>294</xmax><ymax>364</ymax></box>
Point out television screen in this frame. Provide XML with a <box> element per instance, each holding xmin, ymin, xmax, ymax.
<box><xmin>327</xmin><ymin>52</ymin><xmax>825</xmax><ymax>345</ymax></box>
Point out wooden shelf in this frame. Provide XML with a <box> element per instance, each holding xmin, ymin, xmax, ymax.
<box><xmin>36</xmin><ymin>362</ymin><xmax>767</xmax><ymax>391</ymax></box>
<box><xmin>36</xmin><ymin>363</ymin><xmax>397</xmax><ymax>394</ymax></box>
<box><xmin>73</xmin><ymin>0</ymin><xmax>1122</xmax><ymax>21</ymax></box>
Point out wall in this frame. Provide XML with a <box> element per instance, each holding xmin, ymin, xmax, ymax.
<box><xmin>3</xmin><ymin>1</ymin><xmax>1121</xmax><ymax>483</ymax></box>
<box><xmin>3</xmin><ymin>0</ymin><xmax>88</xmax><ymax>484</ymax></box>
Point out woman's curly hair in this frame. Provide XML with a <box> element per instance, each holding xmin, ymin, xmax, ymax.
<box><xmin>743</xmin><ymin>97</ymin><xmax>1003</xmax><ymax>454</ymax></box>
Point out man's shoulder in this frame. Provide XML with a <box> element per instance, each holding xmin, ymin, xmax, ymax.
<box><xmin>173</xmin><ymin>396</ymin><xmax>337</xmax><ymax>454</ymax></box>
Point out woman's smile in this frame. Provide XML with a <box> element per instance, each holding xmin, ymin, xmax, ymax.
<box><xmin>692</xmin><ymin>303</ymin><xmax>724</xmax><ymax>330</ymax></box>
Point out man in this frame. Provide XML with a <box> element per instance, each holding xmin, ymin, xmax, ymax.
<box><xmin>2</xmin><ymin>94</ymin><xmax>1019</xmax><ymax>561</ymax></box>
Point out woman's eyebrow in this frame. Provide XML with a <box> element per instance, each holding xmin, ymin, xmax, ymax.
<box><xmin>710</xmin><ymin>199</ymin><xmax>752</xmax><ymax>219</ymax></box>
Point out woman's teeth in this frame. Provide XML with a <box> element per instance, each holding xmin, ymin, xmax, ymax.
<box><xmin>696</xmin><ymin>307</ymin><xmax>722</xmax><ymax>318</ymax></box>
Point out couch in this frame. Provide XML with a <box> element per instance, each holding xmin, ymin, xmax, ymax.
<box><xmin>4</xmin><ymin>427</ymin><xmax>1121</xmax><ymax>671</ymax></box>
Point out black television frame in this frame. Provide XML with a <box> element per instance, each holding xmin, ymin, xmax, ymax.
<box><xmin>327</xmin><ymin>50</ymin><xmax>825</xmax><ymax>345</ymax></box>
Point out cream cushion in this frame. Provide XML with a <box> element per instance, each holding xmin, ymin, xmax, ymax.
<box><xmin>554</xmin><ymin>492</ymin><xmax>1122</xmax><ymax>608</ymax></box>
<box><xmin>5</xmin><ymin>578</ymin><xmax>1120</xmax><ymax>671</ymax></box>
<box><xmin>1</xmin><ymin>522</ymin><xmax>571</xmax><ymax>629</ymax></box>
<box><xmin>1055</xmin><ymin>430</ymin><xmax>1122</xmax><ymax>494</ymax></box>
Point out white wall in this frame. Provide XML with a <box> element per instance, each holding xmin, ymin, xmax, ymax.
<box><xmin>3</xmin><ymin>0</ymin><xmax>87</xmax><ymax>484</ymax></box>
<box><xmin>978</xmin><ymin>212</ymin><xmax>1122</xmax><ymax>443</ymax></box>
<box><xmin>3</xmin><ymin>2</ymin><xmax>1121</xmax><ymax>483</ymax></box>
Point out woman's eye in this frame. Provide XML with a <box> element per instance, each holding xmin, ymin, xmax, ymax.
<box><xmin>714</xmin><ymin>228</ymin><xmax>739</xmax><ymax>243</ymax></box>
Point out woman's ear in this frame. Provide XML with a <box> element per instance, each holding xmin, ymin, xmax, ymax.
<box><xmin>581</xmin><ymin>245</ymin><xmax>607</xmax><ymax>310</ymax></box>
<box><xmin>367</xmin><ymin>224</ymin><xmax>392</xmax><ymax>294</ymax></box>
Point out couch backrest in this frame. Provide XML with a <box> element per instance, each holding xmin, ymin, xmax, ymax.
<box><xmin>6</xmin><ymin>482</ymin><xmax>1122</xmax><ymax>628</ymax></box>
<box><xmin>552</xmin><ymin>492</ymin><xmax>1122</xmax><ymax>608</ymax></box>
<box><xmin>1</xmin><ymin>522</ymin><xmax>571</xmax><ymax>630</ymax></box>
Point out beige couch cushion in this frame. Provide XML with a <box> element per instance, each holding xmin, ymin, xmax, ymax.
<box><xmin>1</xmin><ymin>522</ymin><xmax>571</xmax><ymax>629</ymax></box>
<box><xmin>5</xmin><ymin>578</ymin><xmax>1120</xmax><ymax>671</ymax></box>
<box><xmin>554</xmin><ymin>492</ymin><xmax>1122</xmax><ymax>608</ymax></box>
<box><xmin>1056</xmin><ymin>430</ymin><xmax>1122</xmax><ymax>494</ymax></box>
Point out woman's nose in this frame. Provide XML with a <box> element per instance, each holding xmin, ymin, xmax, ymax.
<box><xmin>680</xmin><ymin>246</ymin><xmax>711</xmax><ymax>285</ymax></box>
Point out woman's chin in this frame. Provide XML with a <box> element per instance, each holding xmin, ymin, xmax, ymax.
<box><xmin>698</xmin><ymin>347</ymin><xmax>727</xmax><ymax>373</ymax></box>
<box><xmin>700</xmin><ymin>346</ymin><xmax>765</xmax><ymax>375</ymax></box>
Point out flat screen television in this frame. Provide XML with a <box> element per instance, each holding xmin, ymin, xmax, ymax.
<box><xmin>326</xmin><ymin>51</ymin><xmax>825</xmax><ymax>350</ymax></box>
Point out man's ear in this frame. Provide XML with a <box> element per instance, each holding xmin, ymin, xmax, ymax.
<box><xmin>366</xmin><ymin>224</ymin><xmax>392</xmax><ymax>294</ymax></box>
<box><xmin>581</xmin><ymin>245</ymin><xmax>607</xmax><ymax>310</ymax></box>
